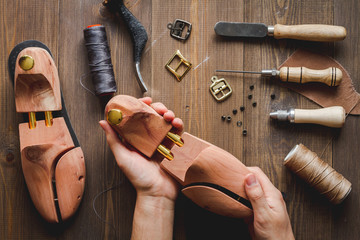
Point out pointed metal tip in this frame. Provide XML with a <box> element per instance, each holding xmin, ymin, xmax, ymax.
<box><xmin>135</xmin><ymin>62</ymin><xmax>148</xmax><ymax>92</ymax></box>
<box><xmin>269</xmin><ymin>111</ymin><xmax>278</xmax><ymax>119</ymax></box>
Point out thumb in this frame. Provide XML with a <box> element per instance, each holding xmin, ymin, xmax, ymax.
<box><xmin>99</xmin><ymin>120</ymin><xmax>132</xmax><ymax>163</ymax></box>
<box><xmin>244</xmin><ymin>173</ymin><xmax>270</xmax><ymax>216</ymax></box>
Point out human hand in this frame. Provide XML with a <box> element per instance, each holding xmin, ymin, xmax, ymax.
<box><xmin>244</xmin><ymin>167</ymin><xmax>294</xmax><ymax>240</ymax></box>
<box><xmin>99</xmin><ymin>97</ymin><xmax>183</xmax><ymax>202</ymax></box>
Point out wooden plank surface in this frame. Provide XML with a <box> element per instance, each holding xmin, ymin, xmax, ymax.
<box><xmin>0</xmin><ymin>0</ymin><xmax>359</xmax><ymax>239</ymax></box>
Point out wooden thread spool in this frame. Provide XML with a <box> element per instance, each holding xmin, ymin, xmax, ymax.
<box><xmin>284</xmin><ymin>144</ymin><xmax>351</xmax><ymax>204</ymax></box>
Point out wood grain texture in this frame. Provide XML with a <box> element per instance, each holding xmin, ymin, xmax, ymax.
<box><xmin>294</xmin><ymin>106</ymin><xmax>345</xmax><ymax>127</ymax></box>
<box><xmin>105</xmin><ymin>95</ymin><xmax>172</xmax><ymax>157</ymax></box>
<box><xmin>161</xmin><ymin>132</ymin><xmax>252</xmax><ymax>218</ymax></box>
<box><xmin>19</xmin><ymin>117</ymin><xmax>85</xmax><ymax>223</ymax></box>
<box><xmin>1</xmin><ymin>0</ymin><xmax>359</xmax><ymax>239</ymax></box>
<box><xmin>273</xmin><ymin>24</ymin><xmax>346</xmax><ymax>42</ymax></box>
<box><xmin>333</xmin><ymin>0</ymin><xmax>360</xmax><ymax>240</ymax></box>
<box><xmin>15</xmin><ymin>47</ymin><xmax>62</xmax><ymax>112</ymax></box>
<box><xmin>278</xmin><ymin>66</ymin><xmax>342</xmax><ymax>86</ymax></box>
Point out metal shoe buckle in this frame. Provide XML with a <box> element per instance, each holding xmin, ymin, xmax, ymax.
<box><xmin>165</xmin><ymin>50</ymin><xmax>192</xmax><ymax>81</ymax></box>
<box><xmin>167</xmin><ymin>19</ymin><xmax>192</xmax><ymax>41</ymax></box>
<box><xmin>209</xmin><ymin>76</ymin><xmax>232</xmax><ymax>102</ymax></box>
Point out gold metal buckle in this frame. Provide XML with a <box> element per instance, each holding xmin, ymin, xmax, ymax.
<box><xmin>165</xmin><ymin>50</ymin><xmax>192</xmax><ymax>82</ymax></box>
<box><xmin>167</xmin><ymin>19</ymin><xmax>192</xmax><ymax>41</ymax></box>
<box><xmin>209</xmin><ymin>76</ymin><xmax>232</xmax><ymax>102</ymax></box>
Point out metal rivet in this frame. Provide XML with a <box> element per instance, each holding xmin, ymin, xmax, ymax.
<box><xmin>107</xmin><ymin>109</ymin><xmax>123</xmax><ymax>125</ymax></box>
<box><xmin>252</xmin><ymin>102</ymin><xmax>257</xmax><ymax>107</ymax></box>
<box><xmin>242</xmin><ymin>129</ymin><xmax>247</xmax><ymax>136</ymax></box>
<box><xmin>19</xmin><ymin>55</ymin><xmax>34</xmax><ymax>71</ymax></box>
<box><xmin>221</xmin><ymin>115</ymin><xmax>226</xmax><ymax>121</ymax></box>
<box><xmin>240</xmin><ymin>106</ymin><xmax>245</xmax><ymax>111</ymax></box>
<box><xmin>248</xmin><ymin>94</ymin><xmax>252</xmax><ymax>100</ymax></box>
<box><xmin>237</xmin><ymin>121</ymin><xmax>242</xmax><ymax>127</ymax></box>
<box><xmin>271</xmin><ymin>94</ymin><xmax>276</xmax><ymax>100</ymax></box>
<box><xmin>250</xmin><ymin>85</ymin><xmax>254</xmax><ymax>90</ymax></box>
<box><xmin>233</xmin><ymin>109</ymin><xmax>238</xmax><ymax>114</ymax></box>
<box><xmin>227</xmin><ymin>116</ymin><xmax>232</xmax><ymax>122</ymax></box>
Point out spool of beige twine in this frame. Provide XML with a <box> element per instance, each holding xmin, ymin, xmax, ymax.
<box><xmin>284</xmin><ymin>144</ymin><xmax>351</xmax><ymax>204</ymax></box>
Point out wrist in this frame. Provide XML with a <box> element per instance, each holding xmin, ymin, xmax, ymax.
<box><xmin>131</xmin><ymin>195</ymin><xmax>175</xmax><ymax>240</ymax></box>
<box><xmin>136</xmin><ymin>194</ymin><xmax>176</xmax><ymax>212</ymax></box>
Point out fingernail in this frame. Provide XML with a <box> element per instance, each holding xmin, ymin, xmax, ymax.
<box><xmin>246</xmin><ymin>174</ymin><xmax>257</xmax><ymax>187</ymax></box>
<box><xmin>99</xmin><ymin>121</ymin><xmax>105</xmax><ymax>130</ymax></box>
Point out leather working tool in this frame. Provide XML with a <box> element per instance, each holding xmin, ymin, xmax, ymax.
<box><xmin>103</xmin><ymin>0</ymin><xmax>148</xmax><ymax>92</ymax></box>
<box><xmin>105</xmin><ymin>95</ymin><xmax>253</xmax><ymax>218</ymax></box>
<box><xmin>214</xmin><ymin>22</ymin><xmax>346</xmax><ymax>42</ymax></box>
<box><xmin>216</xmin><ymin>66</ymin><xmax>342</xmax><ymax>87</ymax></box>
<box><xmin>270</xmin><ymin>106</ymin><xmax>346</xmax><ymax>128</ymax></box>
<box><xmin>8</xmin><ymin>40</ymin><xmax>86</xmax><ymax>223</ymax></box>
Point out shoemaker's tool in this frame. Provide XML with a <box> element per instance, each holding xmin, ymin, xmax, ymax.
<box><xmin>103</xmin><ymin>0</ymin><xmax>148</xmax><ymax>92</ymax></box>
<box><xmin>214</xmin><ymin>22</ymin><xmax>346</xmax><ymax>42</ymax></box>
<box><xmin>105</xmin><ymin>95</ymin><xmax>253</xmax><ymax>218</ymax></box>
<box><xmin>216</xmin><ymin>66</ymin><xmax>342</xmax><ymax>87</ymax></box>
<box><xmin>105</xmin><ymin>97</ymin><xmax>184</xmax><ymax>160</ymax></box>
<box><xmin>167</xmin><ymin>19</ymin><xmax>192</xmax><ymax>41</ymax></box>
<box><xmin>270</xmin><ymin>106</ymin><xmax>345</xmax><ymax>128</ymax></box>
<box><xmin>165</xmin><ymin>50</ymin><xmax>192</xmax><ymax>81</ymax></box>
<box><xmin>9</xmin><ymin>40</ymin><xmax>86</xmax><ymax>223</ymax></box>
<box><xmin>209</xmin><ymin>76</ymin><xmax>232</xmax><ymax>102</ymax></box>
<box><xmin>83</xmin><ymin>24</ymin><xmax>117</xmax><ymax>96</ymax></box>
<box><xmin>284</xmin><ymin>144</ymin><xmax>351</xmax><ymax>204</ymax></box>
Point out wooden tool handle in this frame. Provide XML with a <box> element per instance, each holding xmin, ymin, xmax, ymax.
<box><xmin>279</xmin><ymin>67</ymin><xmax>342</xmax><ymax>86</ymax></box>
<box><xmin>274</xmin><ymin>24</ymin><xmax>346</xmax><ymax>42</ymax></box>
<box><xmin>294</xmin><ymin>106</ymin><xmax>345</xmax><ymax>127</ymax></box>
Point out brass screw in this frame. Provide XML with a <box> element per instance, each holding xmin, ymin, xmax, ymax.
<box><xmin>19</xmin><ymin>55</ymin><xmax>34</xmax><ymax>71</ymax></box>
<box><xmin>157</xmin><ymin>144</ymin><xmax>174</xmax><ymax>160</ymax></box>
<box><xmin>45</xmin><ymin>111</ymin><xmax>53</xmax><ymax>127</ymax></box>
<box><xmin>166</xmin><ymin>132</ymin><xmax>184</xmax><ymax>147</ymax></box>
<box><xmin>107</xmin><ymin>109</ymin><xmax>123</xmax><ymax>125</ymax></box>
<box><xmin>28</xmin><ymin>112</ymin><xmax>36</xmax><ymax>129</ymax></box>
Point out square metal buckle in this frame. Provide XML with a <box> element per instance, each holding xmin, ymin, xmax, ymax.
<box><xmin>167</xmin><ymin>19</ymin><xmax>192</xmax><ymax>41</ymax></box>
<box><xmin>165</xmin><ymin>50</ymin><xmax>192</xmax><ymax>81</ymax></box>
<box><xmin>209</xmin><ymin>76</ymin><xmax>232</xmax><ymax>102</ymax></box>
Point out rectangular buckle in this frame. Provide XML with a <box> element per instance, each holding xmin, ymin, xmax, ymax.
<box><xmin>209</xmin><ymin>76</ymin><xmax>232</xmax><ymax>102</ymax></box>
<box><xmin>167</xmin><ymin>19</ymin><xmax>192</xmax><ymax>41</ymax></box>
<box><xmin>165</xmin><ymin>50</ymin><xmax>192</xmax><ymax>81</ymax></box>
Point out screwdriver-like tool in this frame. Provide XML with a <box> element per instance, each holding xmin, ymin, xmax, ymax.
<box><xmin>270</xmin><ymin>106</ymin><xmax>345</xmax><ymax>128</ymax></box>
<box><xmin>216</xmin><ymin>67</ymin><xmax>342</xmax><ymax>86</ymax></box>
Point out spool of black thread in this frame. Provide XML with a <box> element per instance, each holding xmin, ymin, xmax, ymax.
<box><xmin>83</xmin><ymin>24</ymin><xmax>117</xmax><ymax>96</ymax></box>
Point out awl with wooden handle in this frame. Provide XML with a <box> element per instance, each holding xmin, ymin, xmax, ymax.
<box><xmin>270</xmin><ymin>106</ymin><xmax>345</xmax><ymax>128</ymax></box>
<box><xmin>214</xmin><ymin>22</ymin><xmax>346</xmax><ymax>42</ymax></box>
<box><xmin>216</xmin><ymin>67</ymin><xmax>342</xmax><ymax>87</ymax></box>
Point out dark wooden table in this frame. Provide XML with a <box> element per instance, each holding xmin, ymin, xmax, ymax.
<box><xmin>1</xmin><ymin>0</ymin><xmax>359</xmax><ymax>239</ymax></box>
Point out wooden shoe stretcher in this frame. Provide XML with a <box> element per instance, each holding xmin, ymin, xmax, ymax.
<box><xmin>8</xmin><ymin>40</ymin><xmax>85</xmax><ymax>223</ymax></box>
<box><xmin>105</xmin><ymin>95</ymin><xmax>253</xmax><ymax>218</ymax></box>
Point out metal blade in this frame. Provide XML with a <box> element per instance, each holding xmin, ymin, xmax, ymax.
<box><xmin>214</xmin><ymin>22</ymin><xmax>268</xmax><ymax>38</ymax></box>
